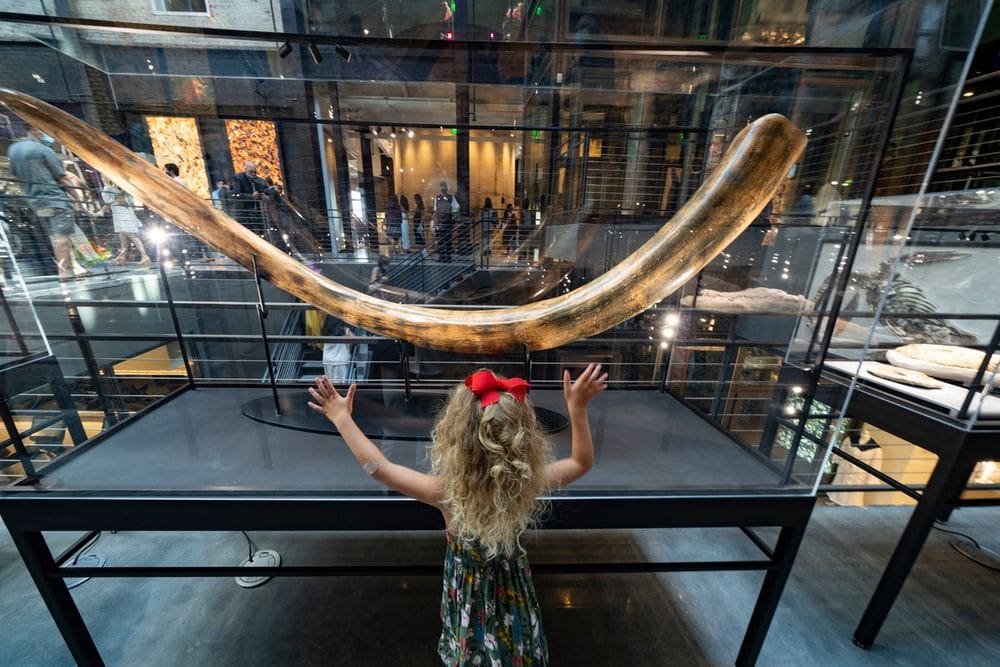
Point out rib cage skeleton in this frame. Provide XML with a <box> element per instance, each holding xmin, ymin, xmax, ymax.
<box><xmin>0</xmin><ymin>89</ymin><xmax>806</xmax><ymax>353</ymax></box>
<box><xmin>817</xmin><ymin>251</ymin><xmax>978</xmax><ymax>346</ymax></box>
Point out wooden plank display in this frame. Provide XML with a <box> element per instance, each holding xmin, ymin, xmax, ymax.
<box><xmin>0</xmin><ymin>88</ymin><xmax>806</xmax><ymax>354</ymax></box>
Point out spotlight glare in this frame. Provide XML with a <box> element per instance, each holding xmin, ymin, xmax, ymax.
<box><xmin>147</xmin><ymin>227</ymin><xmax>168</xmax><ymax>245</ymax></box>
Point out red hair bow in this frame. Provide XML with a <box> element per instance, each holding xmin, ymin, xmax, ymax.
<box><xmin>465</xmin><ymin>370</ymin><xmax>530</xmax><ymax>407</ymax></box>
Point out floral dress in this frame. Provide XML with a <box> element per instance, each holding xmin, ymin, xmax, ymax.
<box><xmin>439</xmin><ymin>535</ymin><xmax>548</xmax><ymax>666</ymax></box>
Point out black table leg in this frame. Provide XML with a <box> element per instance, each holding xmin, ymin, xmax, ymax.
<box><xmin>736</xmin><ymin>518</ymin><xmax>810</xmax><ymax>666</ymax></box>
<box><xmin>8</xmin><ymin>529</ymin><xmax>104</xmax><ymax>666</ymax></box>
<box><xmin>853</xmin><ymin>450</ymin><xmax>977</xmax><ymax>649</ymax></box>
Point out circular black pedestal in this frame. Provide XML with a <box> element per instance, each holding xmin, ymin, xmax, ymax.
<box><xmin>242</xmin><ymin>390</ymin><xmax>567</xmax><ymax>440</ymax></box>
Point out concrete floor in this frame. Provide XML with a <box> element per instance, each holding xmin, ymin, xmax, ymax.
<box><xmin>0</xmin><ymin>505</ymin><xmax>998</xmax><ymax>666</ymax></box>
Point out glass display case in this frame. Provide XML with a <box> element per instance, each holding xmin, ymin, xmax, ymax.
<box><xmin>0</xmin><ymin>0</ymin><xmax>993</xmax><ymax>664</ymax></box>
<box><xmin>809</xmin><ymin>35</ymin><xmax>1000</xmax><ymax>647</ymax></box>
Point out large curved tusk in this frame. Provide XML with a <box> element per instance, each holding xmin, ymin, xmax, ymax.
<box><xmin>0</xmin><ymin>89</ymin><xmax>805</xmax><ymax>353</ymax></box>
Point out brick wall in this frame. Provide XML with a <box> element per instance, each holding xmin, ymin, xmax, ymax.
<box><xmin>8</xmin><ymin>0</ymin><xmax>286</xmax><ymax>48</ymax></box>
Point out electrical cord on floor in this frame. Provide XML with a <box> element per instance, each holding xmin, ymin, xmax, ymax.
<box><xmin>933</xmin><ymin>521</ymin><xmax>1000</xmax><ymax>573</ymax></box>
<box><xmin>71</xmin><ymin>531</ymin><xmax>102</xmax><ymax>566</ymax></box>
<box><xmin>241</xmin><ymin>530</ymin><xmax>255</xmax><ymax>562</ymax></box>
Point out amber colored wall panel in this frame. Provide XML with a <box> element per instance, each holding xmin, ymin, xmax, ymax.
<box><xmin>225</xmin><ymin>119</ymin><xmax>284</xmax><ymax>187</ymax></box>
<box><xmin>143</xmin><ymin>115</ymin><xmax>211</xmax><ymax>201</ymax></box>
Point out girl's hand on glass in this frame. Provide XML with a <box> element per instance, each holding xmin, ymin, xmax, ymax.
<box><xmin>307</xmin><ymin>376</ymin><xmax>356</xmax><ymax>425</ymax></box>
<box><xmin>563</xmin><ymin>363</ymin><xmax>608</xmax><ymax>413</ymax></box>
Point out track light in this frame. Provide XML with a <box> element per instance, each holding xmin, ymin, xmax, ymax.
<box><xmin>308</xmin><ymin>41</ymin><xmax>323</xmax><ymax>64</ymax></box>
<box><xmin>335</xmin><ymin>44</ymin><xmax>352</xmax><ymax>62</ymax></box>
<box><xmin>277</xmin><ymin>41</ymin><xmax>292</xmax><ymax>59</ymax></box>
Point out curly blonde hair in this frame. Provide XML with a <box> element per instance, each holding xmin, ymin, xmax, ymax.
<box><xmin>430</xmin><ymin>377</ymin><xmax>552</xmax><ymax>559</ymax></box>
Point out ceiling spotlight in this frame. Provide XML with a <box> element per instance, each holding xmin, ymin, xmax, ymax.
<box><xmin>277</xmin><ymin>41</ymin><xmax>292</xmax><ymax>59</ymax></box>
<box><xmin>335</xmin><ymin>44</ymin><xmax>352</xmax><ymax>62</ymax></box>
<box><xmin>308</xmin><ymin>42</ymin><xmax>323</xmax><ymax>64</ymax></box>
<box><xmin>407</xmin><ymin>129</ymin><xmax>415</xmax><ymax>138</ymax></box>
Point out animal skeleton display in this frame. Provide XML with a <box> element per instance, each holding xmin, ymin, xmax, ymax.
<box><xmin>814</xmin><ymin>250</ymin><xmax>977</xmax><ymax>346</ymax></box>
<box><xmin>679</xmin><ymin>250</ymin><xmax>979</xmax><ymax>353</ymax></box>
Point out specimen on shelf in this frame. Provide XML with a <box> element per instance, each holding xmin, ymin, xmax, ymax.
<box><xmin>866</xmin><ymin>362</ymin><xmax>944</xmax><ymax>389</ymax></box>
<box><xmin>680</xmin><ymin>287</ymin><xmax>807</xmax><ymax>313</ymax></box>
<box><xmin>885</xmin><ymin>343</ymin><xmax>1000</xmax><ymax>384</ymax></box>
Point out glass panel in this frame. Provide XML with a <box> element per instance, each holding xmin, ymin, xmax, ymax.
<box><xmin>0</xmin><ymin>210</ymin><xmax>51</xmax><ymax>366</ymax></box>
<box><xmin>0</xmin><ymin>1</ymin><xmax>992</xmax><ymax>497</ymax></box>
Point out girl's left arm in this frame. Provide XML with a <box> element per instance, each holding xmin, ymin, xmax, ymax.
<box><xmin>308</xmin><ymin>377</ymin><xmax>444</xmax><ymax>508</ymax></box>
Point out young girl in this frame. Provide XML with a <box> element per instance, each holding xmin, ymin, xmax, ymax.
<box><xmin>101</xmin><ymin>181</ymin><xmax>152</xmax><ymax>268</ymax></box>
<box><xmin>308</xmin><ymin>363</ymin><xmax>608</xmax><ymax>666</ymax></box>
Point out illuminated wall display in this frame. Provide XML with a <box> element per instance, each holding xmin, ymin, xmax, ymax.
<box><xmin>225</xmin><ymin>119</ymin><xmax>283</xmax><ymax>187</ymax></box>
<box><xmin>143</xmin><ymin>115</ymin><xmax>211</xmax><ymax>200</ymax></box>
<box><xmin>393</xmin><ymin>130</ymin><xmax>515</xmax><ymax>210</ymax></box>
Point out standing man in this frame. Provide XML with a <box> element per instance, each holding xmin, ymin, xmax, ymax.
<box><xmin>433</xmin><ymin>180</ymin><xmax>459</xmax><ymax>262</ymax></box>
<box><xmin>230</xmin><ymin>161</ymin><xmax>269</xmax><ymax>231</ymax></box>
<box><xmin>7</xmin><ymin>126</ymin><xmax>87</xmax><ymax>279</ymax></box>
<box><xmin>211</xmin><ymin>180</ymin><xmax>226</xmax><ymax>209</ymax></box>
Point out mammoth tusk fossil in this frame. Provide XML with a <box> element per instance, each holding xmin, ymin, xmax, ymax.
<box><xmin>0</xmin><ymin>89</ymin><xmax>805</xmax><ymax>353</ymax></box>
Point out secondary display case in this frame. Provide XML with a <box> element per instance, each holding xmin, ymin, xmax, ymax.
<box><xmin>0</xmin><ymin>1</ymin><xmax>993</xmax><ymax>664</ymax></box>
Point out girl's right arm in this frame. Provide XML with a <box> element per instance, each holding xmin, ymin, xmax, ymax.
<box><xmin>308</xmin><ymin>377</ymin><xmax>445</xmax><ymax>508</ymax></box>
<box><xmin>547</xmin><ymin>363</ymin><xmax>607</xmax><ymax>489</ymax></box>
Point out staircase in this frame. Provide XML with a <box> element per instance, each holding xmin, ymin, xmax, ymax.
<box><xmin>381</xmin><ymin>216</ymin><xmax>482</xmax><ymax>301</ymax></box>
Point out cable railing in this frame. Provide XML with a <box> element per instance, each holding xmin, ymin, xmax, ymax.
<box><xmin>3</xmin><ymin>199</ymin><xmax>996</xmax><ymax>497</ymax></box>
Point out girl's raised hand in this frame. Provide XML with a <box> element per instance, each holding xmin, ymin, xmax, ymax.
<box><xmin>307</xmin><ymin>376</ymin><xmax>357</xmax><ymax>425</ymax></box>
<box><xmin>563</xmin><ymin>363</ymin><xmax>608</xmax><ymax>413</ymax></box>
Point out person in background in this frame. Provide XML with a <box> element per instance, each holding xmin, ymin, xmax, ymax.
<box><xmin>211</xmin><ymin>180</ymin><xmax>225</xmax><ymax>209</ymax></box>
<box><xmin>230</xmin><ymin>161</ymin><xmax>269</xmax><ymax>230</ymax></box>
<box><xmin>217</xmin><ymin>179</ymin><xmax>232</xmax><ymax>215</ymax></box>
<box><xmin>479</xmin><ymin>197</ymin><xmax>497</xmax><ymax>264</ymax></box>
<box><xmin>399</xmin><ymin>195</ymin><xmax>411</xmax><ymax>253</ymax></box>
<box><xmin>385</xmin><ymin>194</ymin><xmax>402</xmax><ymax>255</ymax></box>
<box><xmin>503</xmin><ymin>202</ymin><xmax>518</xmax><ymax>256</ymax></box>
<box><xmin>164</xmin><ymin>163</ymin><xmax>185</xmax><ymax>186</ymax></box>
<box><xmin>367</xmin><ymin>254</ymin><xmax>391</xmax><ymax>293</ymax></box>
<box><xmin>102</xmin><ymin>180</ymin><xmax>151</xmax><ymax>268</ymax></box>
<box><xmin>232</xmin><ymin>161</ymin><xmax>268</xmax><ymax>200</ymax></box>
<box><xmin>322</xmin><ymin>321</ymin><xmax>354</xmax><ymax>384</ymax></box>
<box><xmin>434</xmin><ymin>180</ymin><xmax>459</xmax><ymax>262</ymax></box>
<box><xmin>265</xmin><ymin>177</ymin><xmax>283</xmax><ymax>203</ymax></box>
<box><xmin>7</xmin><ymin>125</ymin><xmax>87</xmax><ymax>279</ymax></box>
<box><xmin>412</xmin><ymin>193</ymin><xmax>426</xmax><ymax>248</ymax></box>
